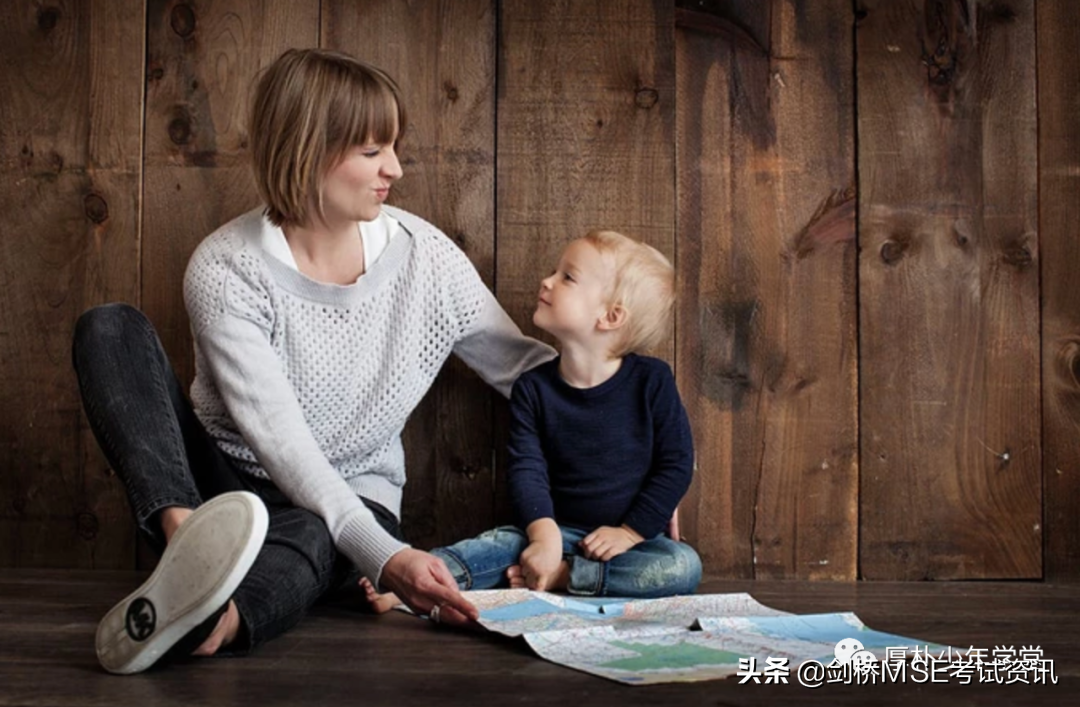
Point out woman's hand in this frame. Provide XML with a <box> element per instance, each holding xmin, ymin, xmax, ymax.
<box><xmin>518</xmin><ymin>540</ymin><xmax>564</xmax><ymax>591</ymax></box>
<box><xmin>579</xmin><ymin>525</ymin><xmax>644</xmax><ymax>561</ymax></box>
<box><xmin>379</xmin><ymin>548</ymin><xmax>479</xmax><ymax>626</ymax></box>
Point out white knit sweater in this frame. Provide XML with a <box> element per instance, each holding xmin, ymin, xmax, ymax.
<box><xmin>183</xmin><ymin>205</ymin><xmax>555</xmax><ymax>584</ymax></box>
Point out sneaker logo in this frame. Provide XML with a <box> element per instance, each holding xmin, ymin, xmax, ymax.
<box><xmin>125</xmin><ymin>598</ymin><xmax>156</xmax><ymax>641</ymax></box>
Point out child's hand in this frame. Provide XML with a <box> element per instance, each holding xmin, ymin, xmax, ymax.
<box><xmin>519</xmin><ymin>540</ymin><xmax>564</xmax><ymax>591</ymax></box>
<box><xmin>667</xmin><ymin>508</ymin><xmax>681</xmax><ymax>541</ymax></box>
<box><xmin>579</xmin><ymin>525</ymin><xmax>644</xmax><ymax>561</ymax></box>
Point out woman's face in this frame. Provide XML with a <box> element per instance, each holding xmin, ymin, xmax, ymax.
<box><xmin>320</xmin><ymin>138</ymin><xmax>403</xmax><ymax>224</ymax></box>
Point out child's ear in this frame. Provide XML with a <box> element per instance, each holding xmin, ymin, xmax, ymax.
<box><xmin>598</xmin><ymin>305</ymin><xmax>627</xmax><ymax>331</ymax></box>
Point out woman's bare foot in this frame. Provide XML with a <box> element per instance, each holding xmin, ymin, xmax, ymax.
<box><xmin>506</xmin><ymin>561</ymin><xmax>570</xmax><ymax>592</ymax></box>
<box><xmin>359</xmin><ymin>577</ymin><xmax>402</xmax><ymax>614</ymax></box>
<box><xmin>160</xmin><ymin>506</ymin><xmax>194</xmax><ymax>544</ymax></box>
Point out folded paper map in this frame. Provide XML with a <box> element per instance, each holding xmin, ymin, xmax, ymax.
<box><xmin>432</xmin><ymin>590</ymin><xmax>955</xmax><ymax>685</ymax></box>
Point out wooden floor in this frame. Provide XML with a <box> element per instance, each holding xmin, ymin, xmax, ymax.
<box><xmin>0</xmin><ymin>571</ymin><xmax>1076</xmax><ymax>706</ymax></box>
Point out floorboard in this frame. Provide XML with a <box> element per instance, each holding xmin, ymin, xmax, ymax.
<box><xmin>0</xmin><ymin>571</ymin><xmax>1075</xmax><ymax>706</ymax></box>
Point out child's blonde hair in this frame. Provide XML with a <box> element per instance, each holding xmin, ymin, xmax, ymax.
<box><xmin>583</xmin><ymin>230</ymin><xmax>675</xmax><ymax>357</ymax></box>
<box><xmin>249</xmin><ymin>48</ymin><xmax>406</xmax><ymax>227</ymax></box>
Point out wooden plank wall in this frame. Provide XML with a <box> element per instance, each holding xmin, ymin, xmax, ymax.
<box><xmin>675</xmin><ymin>1</ymin><xmax>857</xmax><ymax>580</ymax></box>
<box><xmin>1</xmin><ymin>0</ymin><xmax>1077</xmax><ymax>582</ymax></box>
<box><xmin>1039</xmin><ymin>0</ymin><xmax>1080</xmax><ymax>581</ymax></box>
<box><xmin>857</xmin><ymin>0</ymin><xmax>1041</xmax><ymax>579</ymax></box>
<box><xmin>0</xmin><ymin>0</ymin><xmax>143</xmax><ymax>567</ymax></box>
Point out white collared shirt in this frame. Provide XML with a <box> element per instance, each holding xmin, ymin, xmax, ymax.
<box><xmin>260</xmin><ymin>210</ymin><xmax>401</xmax><ymax>280</ymax></box>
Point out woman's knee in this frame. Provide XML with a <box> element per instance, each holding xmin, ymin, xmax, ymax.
<box><xmin>73</xmin><ymin>303</ymin><xmax>151</xmax><ymax>355</ymax></box>
<box><xmin>263</xmin><ymin>507</ymin><xmax>338</xmax><ymax>580</ymax></box>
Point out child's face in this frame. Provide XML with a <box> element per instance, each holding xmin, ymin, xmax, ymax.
<box><xmin>320</xmin><ymin>135</ymin><xmax>403</xmax><ymax>224</ymax></box>
<box><xmin>533</xmin><ymin>239</ymin><xmax>615</xmax><ymax>344</ymax></box>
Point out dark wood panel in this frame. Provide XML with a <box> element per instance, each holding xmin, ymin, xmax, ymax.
<box><xmin>857</xmin><ymin>0</ymin><xmax>1041</xmax><ymax>579</ymax></box>
<box><xmin>675</xmin><ymin>0</ymin><xmax>858</xmax><ymax>580</ymax></box>
<box><xmin>321</xmin><ymin>0</ymin><xmax>498</xmax><ymax>550</ymax></box>
<box><xmin>142</xmin><ymin>0</ymin><xmax>319</xmax><ymax>383</ymax></box>
<box><xmin>1039</xmin><ymin>0</ymin><xmax>1080</xmax><ymax>581</ymax></box>
<box><xmin>0</xmin><ymin>0</ymin><xmax>143</xmax><ymax>568</ymax></box>
<box><xmin>495</xmin><ymin>0</ymin><xmax>676</xmax><ymax>523</ymax></box>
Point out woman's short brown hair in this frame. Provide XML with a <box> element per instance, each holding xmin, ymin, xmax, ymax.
<box><xmin>249</xmin><ymin>48</ymin><xmax>406</xmax><ymax>227</ymax></box>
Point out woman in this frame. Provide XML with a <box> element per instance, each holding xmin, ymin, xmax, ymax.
<box><xmin>73</xmin><ymin>48</ymin><xmax>554</xmax><ymax>674</ymax></box>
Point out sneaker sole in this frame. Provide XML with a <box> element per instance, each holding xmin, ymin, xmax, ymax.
<box><xmin>95</xmin><ymin>491</ymin><xmax>269</xmax><ymax>674</ymax></box>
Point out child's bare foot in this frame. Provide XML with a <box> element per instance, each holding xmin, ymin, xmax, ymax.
<box><xmin>359</xmin><ymin>577</ymin><xmax>402</xmax><ymax>614</ymax></box>
<box><xmin>506</xmin><ymin>561</ymin><xmax>570</xmax><ymax>592</ymax></box>
<box><xmin>507</xmin><ymin>565</ymin><xmax>526</xmax><ymax>588</ymax></box>
<box><xmin>191</xmin><ymin>600</ymin><xmax>240</xmax><ymax>656</ymax></box>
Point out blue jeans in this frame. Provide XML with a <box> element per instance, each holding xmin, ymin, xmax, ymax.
<box><xmin>72</xmin><ymin>304</ymin><xmax>401</xmax><ymax>652</ymax></box>
<box><xmin>433</xmin><ymin>525</ymin><xmax>702</xmax><ymax>598</ymax></box>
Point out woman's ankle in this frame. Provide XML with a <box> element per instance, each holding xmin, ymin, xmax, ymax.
<box><xmin>159</xmin><ymin>506</ymin><xmax>194</xmax><ymax>544</ymax></box>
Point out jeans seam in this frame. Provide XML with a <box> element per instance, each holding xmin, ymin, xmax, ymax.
<box><xmin>135</xmin><ymin>315</ymin><xmax>193</xmax><ymax>503</ymax></box>
<box><xmin>435</xmin><ymin>547</ymin><xmax>474</xmax><ymax>590</ymax></box>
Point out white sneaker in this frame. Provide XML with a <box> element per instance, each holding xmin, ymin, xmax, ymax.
<box><xmin>95</xmin><ymin>491</ymin><xmax>269</xmax><ymax>674</ymax></box>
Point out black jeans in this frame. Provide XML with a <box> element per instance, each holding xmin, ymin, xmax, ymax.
<box><xmin>72</xmin><ymin>303</ymin><xmax>403</xmax><ymax>652</ymax></box>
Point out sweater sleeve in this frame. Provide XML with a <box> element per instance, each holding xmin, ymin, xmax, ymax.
<box><xmin>506</xmin><ymin>377</ymin><xmax>555</xmax><ymax>527</ymax></box>
<box><xmin>186</xmin><ymin>259</ymin><xmax>409</xmax><ymax>587</ymax></box>
<box><xmin>437</xmin><ymin>236</ymin><xmax>555</xmax><ymax>398</ymax></box>
<box><xmin>621</xmin><ymin>364</ymin><xmax>695</xmax><ymax>538</ymax></box>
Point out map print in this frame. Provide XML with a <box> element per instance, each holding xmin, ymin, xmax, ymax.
<box><xmin>441</xmin><ymin>591</ymin><xmax>953</xmax><ymax>685</ymax></box>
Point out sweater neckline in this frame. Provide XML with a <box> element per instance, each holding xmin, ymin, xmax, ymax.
<box><xmin>256</xmin><ymin>210</ymin><xmax>415</xmax><ymax>306</ymax></box>
<box><xmin>552</xmin><ymin>353</ymin><xmax>639</xmax><ymax>399</ymax></box>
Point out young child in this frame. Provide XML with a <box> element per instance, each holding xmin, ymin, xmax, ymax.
<box><xmin>366</xmin><ymin>230</ymin><xmax>700</xmax><ymax>610</ymax></box>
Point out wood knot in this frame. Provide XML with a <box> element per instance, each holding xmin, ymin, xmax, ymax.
<box><xmin>37</xmin><ymin>6</ymin><xmax>60</xmax><ymax>32</ymax></box>
<box><xmin>952</xmin><ymin>218</ymin><xmax>972</xmax><ymax>248</ymax></box>
<box><xmin>1002</xmin><ymin>241</ymin><xmax>1033</xmax><ymax>268</ymax></box>
<box><xmin>168</xmin><ymin>110</ymin><xmax>192</xmax><ymax>145</ymax></box>
<box><xmin>635</xmin><ymin>88</ymin><xmax>659</xmax><ymax>109</ymax></box>
<box><xmin>979</xmin><ymin>2</ymin><xmax>1018</xmax><ymax>24</ymax></box>
<box><xmin>76</xmin><ymin>511</ymin><xmax>99</xmax><ymax>540</ymax></box>
<box><xmin>149</xmin><ymin>65</ymin><xmax>165</xmax><ymax>81</ymax></box>
<box><xmin>1054</xmin><ymin>339</ymin><xmax>1080</xmax><ymax>390</ymax></box>
<box><xmin>84</xmin><ymin>193</ymin><xmax>109</xmax><ymax>224</ymax></box>
<box><xmin>170</xmin><ymin>4</ymin><xmax>196</xmax><ymax>38</ymax></box>
<box><xmin>443</xmin><ymin>81</ymin><xmax>459</xmax><ymax>102</ymax></box>
<box><xmin>922</xmin><ymin>46</ymin><xmax>957</xmax><ymax>87</ymax></box>
<box><xmin>880</xmin><ymin>240</ymin><xmax>906</xmax><ymax>265</ymax></box>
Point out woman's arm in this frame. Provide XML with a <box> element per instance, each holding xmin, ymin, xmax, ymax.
<box><xmin>453</xmin><ymin>287</ymin><xmax>556</xmax><ymax>398</ymax></box>
<box><xmin>196</xmin><ymin>313</ymin><xmax>478</xmax><ymax>623</ymax></box>
<box><xmin>195</xmin><ymin>312</ymin><xmax>408</xmax><ymax>585</ymax></box>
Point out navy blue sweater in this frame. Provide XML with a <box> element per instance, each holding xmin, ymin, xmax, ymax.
<box><xmin>507</xmin><ymin>354</ymin><xmax>694</xmax><ymax>538</ymax></box>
